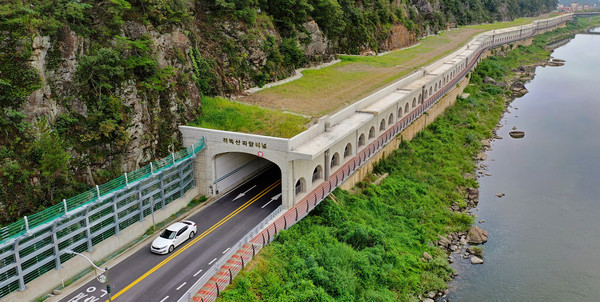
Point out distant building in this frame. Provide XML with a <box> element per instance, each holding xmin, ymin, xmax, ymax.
<box><xmin>571</xmin><ymin>2</ymin><xmax>579</xmax><ymax>11</ymax></box>
<box><xmin>558</xmin><ymin>4</ymin><xmax>571</xmax><ymax>12</ymax></box>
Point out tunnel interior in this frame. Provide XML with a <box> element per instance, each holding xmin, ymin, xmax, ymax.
<box><xmin>212</xmin><ymin>152</ymin><xmax>282</xmax><ymax>208</ymax></box>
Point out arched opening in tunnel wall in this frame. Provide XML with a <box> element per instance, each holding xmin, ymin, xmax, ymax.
<box><xmin>211</xmin><ymin>152</ymin><xmax>281</xmax><ymax>197</ymax></box>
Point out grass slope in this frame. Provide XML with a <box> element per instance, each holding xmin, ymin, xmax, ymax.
<box><xmin>189</xmin><ymin>96</ymin><xmax>309</xmax><ymax>138</ymax></box>
<box><xmin>237</xmin><ymin>16</ymin><xmax>552</xmax><ymax>118</ymax></box>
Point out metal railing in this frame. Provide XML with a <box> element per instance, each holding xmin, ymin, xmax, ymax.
<box><xmin>0</xmin><ymin>138</ymin><xmax>206</xmax><ymax>298</ymax></box>
<box><xmin>177</xmin><ymin>206</ymin><xmax>283</xmax><ymax>302</ymax></box>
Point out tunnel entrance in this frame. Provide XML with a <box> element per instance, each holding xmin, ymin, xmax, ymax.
<box><xmin>211</xmin><ymin>152</ymin><xmax>281</xmax><ymax>204</ymax></box>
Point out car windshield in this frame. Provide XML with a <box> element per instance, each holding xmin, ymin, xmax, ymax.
<box><xmin>160</xmin><ymin>229</ymin><xmax>176</xmax><ymax>239</ymax></box>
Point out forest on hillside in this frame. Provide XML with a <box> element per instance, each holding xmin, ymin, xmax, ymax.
<box><xmin>0</xmin><ymin>0</ymin><xmax>557</xmax><ymax>226</ymax></box>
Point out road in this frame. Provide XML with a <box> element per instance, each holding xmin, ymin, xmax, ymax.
<box><xmin>59</xmin><ymin>165</ymin><xmax>282</xmax><ymax>302</ymax></box>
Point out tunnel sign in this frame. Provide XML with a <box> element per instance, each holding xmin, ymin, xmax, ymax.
<box><xmin>257</xmin><ymin>151</ymin><xmax>263</xmax><ymax>157</ymax></box>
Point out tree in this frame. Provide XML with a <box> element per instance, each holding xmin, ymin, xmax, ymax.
<box><xmin>35</xmin><ymin>119</ymin><xmax>71</xmax><ymax>204</ymax></box>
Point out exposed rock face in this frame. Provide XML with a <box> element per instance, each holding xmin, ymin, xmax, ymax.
<box><xmin>302</xmin><ymin>21</ymin><xmax>334</xmax><ymax>61</ymax></box>
<box><xmin>467</xmin><ymin>226</ymin><xmax>488</xmax><ymax>244</ymax></box>
<box><xmin>379</xmin><ymin>24</ymin><xmax>417</xmax><ymax>52</ymax></box>
<box><xmin>27</xmin><ymin>35</ymin><xmax>61</xmax><ymax>122</ymax></box>
<box><xmin>23</xmin><ymin>22</ymin><xmax>203</xmax><ymax>173</ymax></box>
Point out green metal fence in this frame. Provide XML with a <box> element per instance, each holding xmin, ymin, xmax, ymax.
<box><xmin>0</xmin><ymin>138</ymin><xmax>205</xmax><ymax>298</ymax></box>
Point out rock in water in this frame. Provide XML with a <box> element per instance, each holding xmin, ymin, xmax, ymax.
<box><xmin>439</xmin><ymin>236</ymin><xmax>451</xmax><ymax>248</ymax></box>
<box><xmin>509</xmin><ymin>131</ymin><xmax>525</xmax><ymax>138</ymax></box>
<box><xmin>466</xmin><ymin>187</ymin><xmax>479</xmax><ymax>204</ymax></box>
<box><xmin>471</xmin><ymin>256</ymin><xmax>484</xmax><ymax>264</ymax></box>
<box><xmin>467</xmin><ymin>226</ymin><xmax>488</xmax><ymax>244</ymax></box>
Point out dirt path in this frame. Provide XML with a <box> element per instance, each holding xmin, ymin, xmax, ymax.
<box><xmin>236</xmin><ymin>27</ymin><xmax>483</xmax><ymax>117</ymax></box>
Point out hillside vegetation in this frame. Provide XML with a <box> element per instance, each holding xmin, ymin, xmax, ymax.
<box><xmin>0</xmin><ymin>0</ymin><xmax>556</xmax><ymax>225</ymax></box>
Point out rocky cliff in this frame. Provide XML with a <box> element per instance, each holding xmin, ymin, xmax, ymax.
<box><xmin>0</xmin><ymin>0</ymin><xmax>556</xmax><ymax>224</ymax></box>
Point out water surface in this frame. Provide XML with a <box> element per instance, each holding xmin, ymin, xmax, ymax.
<box><xmin>447</xmin><ymin>30</ymin><xmax>600</xmax><ymax>301</ymax></box>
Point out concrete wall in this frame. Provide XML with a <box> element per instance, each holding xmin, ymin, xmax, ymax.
<box><xmin>339</xmin><ymin>77</ymin><xmax>470</xmax><ymax>191</ymax></box>
<box><xmin>213</xmin><ymin>153</ymin><xmax>273</xmax><ymax>194</ymax></box>
<box><xmin>4</xmin><ymin>188</ymin><xmax>199</xmax><ymax>302</ymax></box>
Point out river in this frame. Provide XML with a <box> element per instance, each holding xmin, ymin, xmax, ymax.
<box><xmin>446</xmin><ymin>29</ymin><xmax>600</xmax><ymax>301</ymax></box>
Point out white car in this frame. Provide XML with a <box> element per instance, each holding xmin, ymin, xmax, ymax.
<box><xmin>151</xmin><ymin>220</ymin><xmax>197</xmax><ymax>254</ymax></box>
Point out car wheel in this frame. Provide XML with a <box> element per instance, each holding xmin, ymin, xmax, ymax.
<box><xmin>168</xmin><ymin>245</ymin><xmax>174</xmax><ymax>253</ymax></box>
<box><xmin>189</xmin><ymin>231</ymin><xmax>195</xmax><ymax>239</ymax></box>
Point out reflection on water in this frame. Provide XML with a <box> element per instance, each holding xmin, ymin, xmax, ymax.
<box><xmin>446</xmin><ymin>31</ymin><xmax>600</xmax><ymax>301</ymax></box>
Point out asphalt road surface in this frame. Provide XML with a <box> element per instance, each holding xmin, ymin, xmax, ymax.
<box><xmin>59</xmin><ymin>165</ymin><xmax>282</xmax><ymax>302</ymax></box>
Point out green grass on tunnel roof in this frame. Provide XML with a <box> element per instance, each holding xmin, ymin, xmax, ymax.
<box><xmin>189</xmin><ymin>96</ymin><xmax>310</xmax><ymax>138</ymax></box>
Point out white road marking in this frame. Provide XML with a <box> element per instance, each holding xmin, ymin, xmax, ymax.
<box><xmin>160</xmin><ymin>296</ymin><xmax>169</xmax><ymax>302</ymax></box>
<box><xmin>234</xmin><ymin>185</ymin><xmax>257</xmax><ymax>201</ymax></box>
<box><xmin>208</xmin><ymin>258</ymin><xmax>217</xmax><ymax>265</ymax></box>
<box><xmin>222</xmin><ymin>247</ymin><xmax>231</xmax><ymax>254</ymax></box>
<box><xmin>261</xmin><ymin>193</ymin><xmax>282</xmax><ymax>209</ymax></box>
<box><xmin>176</xmin><ymin>282</ymin><xmax>187</xmax><ymax>291</ymax></box>
<box><xmin>193</xmin><ymin>269</ymin><xmax>203</xmax><ymax>277</ymax></box>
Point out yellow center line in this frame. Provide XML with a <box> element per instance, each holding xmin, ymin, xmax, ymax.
<box><xmin>107</xmin><ymin>179</ymin><xmax>281</xmax><ymax>301</ymax></box>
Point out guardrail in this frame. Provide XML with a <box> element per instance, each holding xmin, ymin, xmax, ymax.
<box><xmin>176</xmin><ymin>206</ymin><xmax>283</xmax><ymax>302</ymax></box>
<box><xmin>0</xmin><ymin>138</ymin><xmax>206</xmax><ymax>298</ymax></box>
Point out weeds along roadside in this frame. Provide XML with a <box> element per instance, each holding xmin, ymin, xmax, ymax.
<box><xmin>214</xmin><ymin>18</ymin><xmax>600</xmax><ymax>302</ymax></box>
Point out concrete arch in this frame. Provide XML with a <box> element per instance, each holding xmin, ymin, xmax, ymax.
<box><xmin>412</xmin><ymin>97</ymin><xmax>417</xmax><ymax>108</ymax></box>
<box><xmin>358</xmin><ymin>133</ymin><xmax>366</xmax><ymax>147</ymax></box>
<box><xmin>398</xmin><ymin>107</ymin><xmax>403</xmax><ymax>118</ymax></box>
<box><xmin>388</xmin><ymin>113</ymin><xmax>394</xmax><ymax>125</ymax></box>
<box><xmin>369</xmin><ymin>126</ymin><xmax>375</xmax><ymax>139</ymax></box>
<box><xmin>330</xmin><ymin>152</ymin><xmax>340</xmax><ymax>168</ymax></box>
<box><xmin>344</xmin><ymin>143</ymin><xmax>352</xmax><ymax>158</ymax></box>
<box><xmin>379</xmin><ymin>119</ymin><xmax>386</xmax><ymax>131</ymax></box>
<box><xmin>404</xmin><ymin>103</ymin><xmax>409</xmax><ymax>114</ymax></box>
<box><xmin>295</xmin><ymin>178</ymin><xmax>306</xmax><ymax>195</ymax></box>
<box><xmin>312</xmin><ymin>165</ymin><xmax>323</xmax><ymax>183</ymax></box>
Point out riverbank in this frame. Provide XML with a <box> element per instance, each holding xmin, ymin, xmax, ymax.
<box><xmin>214</xmin><ymin>18</ymin><xmax>600</xmax><ymax>302</ymax></box>
<box><xmin>446</xmin><ymin>21</ymin><xmax>600</xmax><ymax>301</ymax></box>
